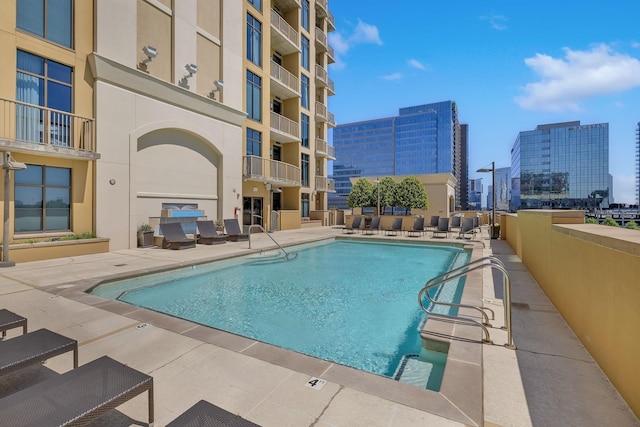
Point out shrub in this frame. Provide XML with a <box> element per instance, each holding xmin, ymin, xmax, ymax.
<box><xmin>624</xmin><ymin>221</ymin><xmax>639</xmax><ymax>230</ymax></box>
<box><xmin>602</xmin><ymin>217</ymin><xmax>619</xmax><ymax>227</ymax></box>
<box><xmin>585</xmin><ymin>217</ymin><xmax>598</xmax><ymax>224</ymax></box>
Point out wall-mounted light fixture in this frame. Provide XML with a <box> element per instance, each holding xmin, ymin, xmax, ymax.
<box><xmin>1</xmin><ymin>152</ymin><xmax>27</xmax><ymax>267</ymax></box>
<box><xmin>209</xmin><ymin>80</ymin><xmax>224</xmax><ymax>100</ymax></box>
<box><xmin>179</xmin><ymin>63</ymin><xmax>198</xmax><ymax>88</ymax></box>
<box><xmin>138</xmin><ymin>46</ymin><xmax>157</xmax><ymax>71</ymax></box>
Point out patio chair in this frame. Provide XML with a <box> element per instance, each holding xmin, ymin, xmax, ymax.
<box><xmin>362</xmin><ymin>216</ymin><xmax>381</xmax><ymax>235</ymax></box>
<box><xmin>406</xmin><ymin>217</ymin><xmax>425</xmax><ymax>237</ymax></box>
<box><xmin>223</xmin><ymin>219</ymin><xmax>249</xmax><ymax>242</ymax></box>
<box><xmin>425</xmin><ymin>216</ymin><xmax>440</xmax><ymax>233</ymax></box>
<box><xmin>0</xmin><ymin>328</ymin><xmax>78</xmax><ymax>376</ymax></box>
<box><xmin>450</xmin><ymin>215</ymin><xmax>462</xmax><ymax>232</ymax></box>
<box><xmin>0</xmin><ymin>309</ymin><xmax>27</xmax><ymax>339</ymax></box>
<box><xmin>384</xmin><ymin>217</ymin><xmax>403</xmax><ymax>236</ymax></box>
<box><xmin>432</xmin><ymin>217</ymin><xmax>450</xmax><ymax>238</ymax></box>
<box><xmin>167</xmin><ymin>399</ymin><xmax>259</xmax><ymax>427</ymax></box>
<box><xmin>342</xmin><ymin>215</ymin><xmax>362</xmax><ymax>234</ymax></box>
<box><xmin>458</xmin><ymin>217</ymin><xmax>476</xmax><ymax>239</ymax></box>
<box><xmin>0</xmin><ymin>355</ymin><xmax>153</xmax><ymax>427</ymax></box>
<box><xmin>196</xmin><ymin>220</ymin><xmax>227</xmax><ymax>245</ymax></box>
<box><xmin>160</xmin><ymin>222</ymin><xmax>196</xmax><ymax>250</ymax></box>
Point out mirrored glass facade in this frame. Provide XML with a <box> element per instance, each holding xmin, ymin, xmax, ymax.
<box><xmin>511</xmin><ymin>121</ymin><xmax>609</xmax><ymax>211</ymax></box>
<box><xmin>329</xmin><ymin>101</ymin><xmax>461</xmax><ymax>209</ymax></box>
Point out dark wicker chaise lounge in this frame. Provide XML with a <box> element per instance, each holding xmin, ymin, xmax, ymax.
<box><xmin>196</xmin><ymin>220</ymin><xmax>227</xmax><ymax>245</ymax></box>
<box><xmin>0</xmin><ymin>328</ymin><xmax>78</xmax><ymax>376</ymax></box>
<box><xmin>406</xmin><ymin>217</ymin><xmax>425</xmax><ymax>237</ymax></box>
<box><xmin>0</xmin><ymin>355</ymin><xmax>154</xmax><ymax>427</ymax></box>
<box><xmin>167</xmin><ymin>399</ymin><xmax>259</xmax><ymax>427</ymax></box>
<box><xmin>0</xmin><ymin>309</ymin><xmax>27</xmax><ymax>339</ymax></box>
<box><xmin>223</xmin><ymin>219</ymin><xmax>249</xmax><ymax>242</ymax></box>
<box><xmin>362</xmin><ymin>216</ymin><xmax>380</xmax><ymax>235</ymax></box>
<box><xmin>342</xmin><ymin>215</ymin><xmax>362</xmax><ymax>234</ymax></box>
<box><xmin>384</xmin><ymin>217</ymin><xmax>403</xmax><ymax>236</ymax></box>
<box><xmin>160</xmin><ymin>222</ymin><xmax>197</xmax><ymax>249</ymax></box>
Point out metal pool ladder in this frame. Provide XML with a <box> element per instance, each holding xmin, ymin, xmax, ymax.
<box><xmin>418</xmin><ymin>256</ymin><xmax>516</xmax><ymax>349</ymax></box>
<box><xmin>247</xmin><ymin>223</ymin><xmax>295</xmax><ymax>260</ymax></box>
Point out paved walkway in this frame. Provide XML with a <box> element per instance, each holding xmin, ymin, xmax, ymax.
<box><xmin>0</xmin><ymin>226</ymin><xmax>637</xmax><ymax>426</ymax></box>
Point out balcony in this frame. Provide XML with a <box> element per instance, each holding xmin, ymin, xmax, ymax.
<box><xmin>315</xmin><ymin>138</ymin><xmax>335</xmax><ymax>160</ymax></box>
<box><xmin>273</xmin><ymin>0</ymin><xmax>300</xmax><ymax>12</ymax></box>
<box><xmin>327</xmin><ymin>45</ymin><xmax>335</xmax><ymax>64</ymax></box>
<box><xmin>315</xmin><ymin>0</ymin><xmax>327</xmax><ymax>18</ymax></box>
<box><xmin>270</xmin><ymin>111</ymin><xmax>300</xmax><ymax>143</ymax></box>
<box><xmin>315</xmin><ymin>65</ymin><xmax>335</xmax><ymax>96</ymax></box>
<box><xmin>270</xmin><ymin>61</ymin><xmax>300</xmax><ymax>100</ymax></box>
<box><xmin>0</xmin><ymin>98</ymin><xmax>99</xmax><ymax>160</ymax></box>
<box><xmin>315</xmin><ymin>102</ymin><xmax>336</xmax><ymax>128</ymax></box>
<box><xmin>315</xmin><ymin>176</ymin><xmax>335</xmax><ymax>192</ymax></box>
<box><xmin>315</xmin><ymin>27</ymin><xmax>327</xmax><ymax>52</ymax></box>
<box><xmin>326</xmin><ymin>10</ymin><xmax>335</xmax><ymax>32</ymax></box>
<box><xmin>243</xmin><ymin>155</ymin><xmax>300</xmax><ymax>187</ymax></box>
<box><xmin>271</xmin><ymin>9</ymin><xmax>299</xmax><ymax>56</ymax></box>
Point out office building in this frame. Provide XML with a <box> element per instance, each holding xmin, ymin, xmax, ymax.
<box><xmin>510</xmin><ymin>121</ymin><xmax>609</xmax><ymax>211</ymax></box>
<box><xmin>468</xmin><ymin>178</ymin><xmax>483</xmax><ymax>210</ymax></box>
<box><xmin>486</xmin><ymin>167</ymin><xmax>511</xmax><ymax>211</ymax></box>
<box><xmin>242</xmin><ymin>0</ymin><xmax>336</xmax><ymax>231</ymax></box>
<box><xmin>330</xmin><ymin>101</ymin><xmax>462</xmax><ymax>209</ymax></box>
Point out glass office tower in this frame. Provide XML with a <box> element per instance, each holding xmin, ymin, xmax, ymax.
<box><xmin>511</xmin><ymin>121</ymin><xmax>609</xmax><ymax>211</ymax></box>
<box><xmin>330</xmin><ymin>101</ymin><xmax>461</xmax><ymax>209</ymax></box>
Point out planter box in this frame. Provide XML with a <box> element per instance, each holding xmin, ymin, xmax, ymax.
<box><xmin>5</xmin><ymin>238</ymin><xmax>110</xmax><ymax>264</ymax></box>
<box><xmin>137</xmin><ymin>231</ymin><xmax>155</xmax><ymax>247</ymax></box>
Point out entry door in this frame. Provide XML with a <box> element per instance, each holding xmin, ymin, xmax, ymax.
<box><xmin>243</xmin><ymin>197</ymin><xmax>263</xmax><ymax>230</ymax></box>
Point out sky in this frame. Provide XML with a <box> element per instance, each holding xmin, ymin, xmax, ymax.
<box><xmin>326</xmin><ymin>1</ymin><xmax>640</xmax><ymax>205</ymax></box>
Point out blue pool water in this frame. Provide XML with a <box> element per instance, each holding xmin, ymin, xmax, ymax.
<box><xmin>92</xmin><ymin>240</ymin><xmax>468</xmax><ymax>383</ymax></box>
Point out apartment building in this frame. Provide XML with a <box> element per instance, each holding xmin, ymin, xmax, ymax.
<box><xmin>242</xmin><ymin>0</ymin><xmax>336</xmax><ymax>231</ymax></box>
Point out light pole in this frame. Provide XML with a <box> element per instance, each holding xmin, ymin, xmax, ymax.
<box><xmin>1</xmin><ymin>152</ymin><xmax>27</xmax><ymax>267</ymax></box>
<box><xmin>476</xmin><ymin>162</ymin><xmax>496</xmax><ymax>239</ymax></box>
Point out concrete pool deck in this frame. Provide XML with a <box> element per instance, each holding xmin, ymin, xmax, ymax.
<box><xmin>0</xmin><ymin>226</ymin><xmax>638</xmax><ymax>426</ymax></box>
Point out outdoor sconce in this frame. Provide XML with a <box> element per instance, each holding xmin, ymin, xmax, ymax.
<box><xmin>138</xmin><ymin>46</ymin><xmax>157</xmax><ymax>71</ymax></box>
<box><xmin>209</xmin><ymin>80</ymin><xmax>224</xmax><ymax>100</ymax></box>
<box><xmin>179</xmin><ymin>63</ymin><xmax>198</xmax><ymax>88</ymax></box>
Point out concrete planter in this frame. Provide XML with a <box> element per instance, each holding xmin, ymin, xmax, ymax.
<box><xmin>4</xmin><ymin>238</ymin><xmax>110</xmax><ymax>264</ymax></box>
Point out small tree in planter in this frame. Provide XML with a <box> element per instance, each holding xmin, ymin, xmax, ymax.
<box><xmin>137</xmin><ymin>223</ymin><xmax>155</xmax><ymax>247</ymax></box>
<box><xmin>214</xmin><ymin>219</ymin><xmax>224</xmax><ymax>232</ymax></box>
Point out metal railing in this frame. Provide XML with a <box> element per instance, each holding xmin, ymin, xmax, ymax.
<box><xmin>271</xmin><ymin>61</ymin><xmax>299</xmax><ymax>95</ymax></box>
<box><xmin>270</xmin><ymin>111</ymin><xmax>299</xmax><ymax>139</ymax></box>
<box><xmin>418</xmin><ymin>256</ymin><xmax>515</xmax><ymax>349</ymax></box>
<box><xmin>248</xmin><ymin>218</ymin><xmax>295</xmax><ymax>260</ymax></box>
<box><xmin>271</xmin><ymin>9</ymin><xmax>299</xmax><ymax>47</ymax></box>
<box><xmin>315</xmin><ymin>176</ymin><xmax>335</xmax><ymax>192</ymax></box>
<box><xmin>243</xmin><ymin>155</ymin><xmax>301</xmax><ymax>187</ymax></box>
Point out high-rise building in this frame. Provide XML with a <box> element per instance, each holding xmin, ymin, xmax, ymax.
<box><xmin>242</xmin><ymin>0</ymin><xmax>336</xmax><ymax>231</ymax></box>
<box><xmin>329</xmin><ymin>101</ymin><xmax>462</xmax><ymax>209</ymax></box>
<box><xmin>510</xmin><ymin>121</ymin><xmax>609</xmax><ymax>211</ymax></box>
<box><xmin>459</xmin><ymin>124</ymin><xmax>469</xmax><ymax>210</ymax></box>
<box><xmin>468</xmin><ymin>178</ymin><xmax>483</xmax><ymax>210</ymax></box>
<box><xmin>487</xmin><ymin>167</ymin><xmax>511</xmax><ymax>211</ymax></box>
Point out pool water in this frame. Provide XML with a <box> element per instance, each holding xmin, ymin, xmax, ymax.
<box><xmin>92</xmin><ymin>240</ymin><xmax>468</xmax><ymax>386</ymax></box>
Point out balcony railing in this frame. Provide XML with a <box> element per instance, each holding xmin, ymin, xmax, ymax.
<box><xmin>315</xmin><ymin>102</ymin><xmax>336</xmax><ymax>127</ymax></box>
<box><xmin>270</xmin><ymin>111</ymin><xmax>299</xmax><ymax>143</ymax></box>
<box><xmin>315</xmin><ymin>65</ymin><xmax>335</xmax><ymax>95</ymax></box>
<box><xmin>243</xmin><ymin>155</ymin><xmax>301</xmax><ymax>187</ymax></box>
<box><xmin>315</xmin><ymin>138</ymin><xmax>335</xmax><ymax>159</ymax></box>
<box><xmin>315</xmin><ymin>27</ymin><xmax>327</xmax><ymax>51</ymax></box>
<box><xmin>271</xmin><ymin>9</ymin><xmax>299</xmax><ymax>55</ymax></box>
<box><xmin>315</xmin><ymin>0</ymin><xmax>327</xmax><ymax>18</ymax></box>
<box><xmin>0</xmin><ymin>98</ymin><xmax>97</xmax><ymax>156</ymax></box>
<box><xmin>327</xmin><ymin>10</ymin><xmax>335</xmax><ymax>31</ymax></box>
<box><xmin>315</xmin><ymin>176</ymin><xmax>335</xmax><ymax>192</ymax></box>
<box><xmin>270</xmin><ymin>60</ymin><xmax>300</xmax><ymax>99</ymax></box>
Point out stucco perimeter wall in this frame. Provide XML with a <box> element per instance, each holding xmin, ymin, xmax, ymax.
<box><xmin>503</xmin><ymin>210</ymin><xmax>640</xmax><ymax>417</ymax></box>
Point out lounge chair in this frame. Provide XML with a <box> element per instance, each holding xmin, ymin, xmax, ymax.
<box><xmin>362</xmin><ymin>216</ymin><xmax>380</xmax><ymax>235</ymax></box>
<box><xmin>0</xmin><ymin>309</ymin><xmax>27</xmax><ymax>339</ymax></box>
<box><xmin>0</xmin><ymin>328</ymin><xmax>78</xmax><ymax>376</ymax></box>
<box><xmin>160</xmin><ymin>222</ymin><xmax>196</xmax><ymax>250</ymax></box>
<box><xmin>167</xmin><ymin>399</ymin><xmax>259</xmax><ymax>427</ymax></box>
<box><xmin>384</xmin><ymin>217</ymin><xmax>403</xmax><ymax>236</ymax></box>
<box><xmin>196</xmin><ymin>220</ymin><xmax>227</xmax><ymax>245</ymax></box>
<box><xmin>458</xmin><ymin>217</ymin><xmax>476</xmax><ymax>239</ymax></box>
<box><xmin>0</xmin><ymin>355</ymin><xmax>153</xmax><ymax>426</ymax></box>
<box><xmin>223</xmin><ymin>219</ymin><xmax>249</xmax><ymax>242</ymax></box>
<box><xmin>450</xmin><ymin>215</ymin><xmax>462</xmax><ymax>233</ymax></box>
<box><xmin>425</xmin><ymin>216</ymin><xmax>439</xmax><ymax>233</ymax></box>
<box><xmin>432</xmin><ymin>217</ymin><xmax>450</xmax><ymax>238</ymax></box>
<box><xmin>406</xmin><ymin>217</ymin><xmax>425</xmax><ymax>237</ymax></box>
<box><xmin>342</xmin><ymin>215</ymin><xmax>362</xmax><ymax>234</ymax></box>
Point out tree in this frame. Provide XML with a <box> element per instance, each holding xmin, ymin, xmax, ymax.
<box><xmin>372</xmin><ymin>177</ymin><xmax>398</xmax><ymax>215</ymax></box>
<box><xmin>396</xmin><ymin>176</ymin><xmax>429</xmax><ymax>211</ymax></box>
<box><xmin>602</xmin><ymin>217</ymin><xmax>619</xmax><ymax>227</ymax></box>
<box><xmin>347</xmin><ymin>178</ymin><xmax>373</xmax><ymax>208</ymax></box>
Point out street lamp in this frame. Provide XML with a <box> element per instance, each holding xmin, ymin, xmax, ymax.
<box><xmin>477</xmin><ymin>162</ymin><xmax>496</xmax><ymax>239</ymax></box>
<box><xmin>1</xmin><ymin>152</ymin><xmax>27</xmax><ymax>267</ymax></box>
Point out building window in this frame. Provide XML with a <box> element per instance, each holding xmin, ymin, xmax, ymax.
<box><xmin>247</xmin><ymin>0</ymin><xmax>261</xmax><ymax>11</ymax></box>
<box><xmin>301</xmin><ymin>0</ymin><xmax>310</xmax><ymax>31</ymax></box>
<box><xmin>246</xmin><ymin>128</ymin><xmax>261</xmax><ymax>156</ymax></box>
<box><xmin>301</xmin><ymin>113</ymin><xmax>309</xmax><ymax>147</ymax></box>
<box><xmin>301</xmin><ymin>193</ymin><xmax>310</xmax><ymax>217</ymax></box>
<box><xmin>301</xmin><ymin>153</ymin><xmax>309</xmax><ymax>187</ymax></box>
<box><xmin>246</xmin><ymin>13</ymin><xmax>262</xmax><ymax>66</ymax></box>
<box><xmin>17</xmin><ymin>0</ymin><xmax>73</xmax><ymax>48</ymax></box>
<box><xmin>14</xmin><ymin>165</ymin><xmax>71</xmax><ymax>232</ymax></box>
<box><xmin>16</xmin><ymin>50</ymin><xmax>73</xmax><ymax>145</ymax></box>
<box><xmin>301</xmin><ymin>74</ymin><xmax>309</xmax><ymax>110</ymax></box>
<box><xmin>246</xmin><ymin>70</ymin><xmax>261</xmax><ymax>121</ymax></box>
<box><xmin>301</xmin><ymin>35</ymin><xmax>310</xmax><ymax>71</ymax></box>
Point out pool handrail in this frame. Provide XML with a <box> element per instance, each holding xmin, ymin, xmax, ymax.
<box><xmin>247</xmin><ymin>221</ymin><xmax>295</xmax><ymax>260</ymax></box>
<box><xmin>418</xmin><ymin>256</ymin><xmax>515</xmax><ymax>349</ymax></box>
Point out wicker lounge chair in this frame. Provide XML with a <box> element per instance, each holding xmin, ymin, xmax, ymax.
<box><xmin>362</xmin><ymin>216</ymin><xmax>380</xmax><ymax>235</ymax></box>
<box><xmin>406</xmin><ymin>217</ymin><xmax>425</xmax><ymax>237</ymax></box>
<box><xmin>223</xmin><ymin>219</ymin><xmax>249</xmax><ymax>242</ymax></box>
<box><xmin>432</xmin><ymin>217</ymin><xmax>450</xmax><ymax>238</ymax></box>
<box><xmin>425</xmin><ymin>215</ymin><xmax>440</xmax><ymax>233</ymax></box>
<box><xmin>384</xmin><ymin>217</ymin><xmax>403</xmax><ymax>236</ymax></box>
<box><xmin>196</xmin><ymin>220</ymin><xmax>227</xmax><ymax>245</ymax></box>
<box><xmin>0</xmin><ymin>309</ymin><xmax>27</xmax><ymax>339</ymax></box>
<box><xmin>0</xmin><ymin>355</ymin><xmax>154</xmax><ymax>427</ymax></box>
<box><xmin>167</xmin><ymin>400</ymin><xmax>259</xmax><ymax>427</ymax></box>
<box><xmin>342</xmin><ymin>215</ymin><xmax>362</xmax><ymax>234</ymax></box>
<box><xmin>0</xmin><ymin>328</ymin><xmax>78</xmax><ymax>376</ymax></box>
<box><xmin>160</xmin><ymin>222</ymin><xmax>197</xmax><ymax>250</ymax></box>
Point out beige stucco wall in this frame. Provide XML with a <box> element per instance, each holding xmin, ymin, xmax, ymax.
<box><xmin>503</xmin><ymin>210</ymin><xmax>640</xmax><ymax>417</ymax></box>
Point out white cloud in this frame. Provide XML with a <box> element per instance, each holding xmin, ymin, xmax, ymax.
<box><xmin>381</xmin><ymin>72</ymin><xmax>403</xmax><ymax>81</ymax></box>
<box><xmin>515</xmin><ymin>44</ymin><xmax>640</xmax><ymax>111</ymax></box>
<box><xmin>327</xmin><ymin>19</ymin><xmax>382</xmax><ymax>69</ymax></box>
<box><xmin>349</xmin><ymin>20</ymin><xmax>383</xmax><ymax>46</ymax></box>
<box><xmin>480</xmin><ymin>15</ymin><xmax>508</xmax><ymax>31</ymax></box>
<box><xmin>408</xmin><ymin>59</ymin><xmax>428</xmax><ymax>71</ymax></box>
<box><xmin>631</xmin><ymin>41</ymin><xmax>640</xmax><ymax>49</ymax></box>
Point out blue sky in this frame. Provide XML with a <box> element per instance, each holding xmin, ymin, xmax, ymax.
<box><xmin>327</xmin><ymin>1</ymin><xmax>640</xmax><ymax>204</ymax></box>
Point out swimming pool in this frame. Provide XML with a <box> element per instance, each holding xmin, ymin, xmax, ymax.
<box><xmin>92</xmin><ymin>239</ymin><xmax>469</xmax><ymax>388</ymax></box>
